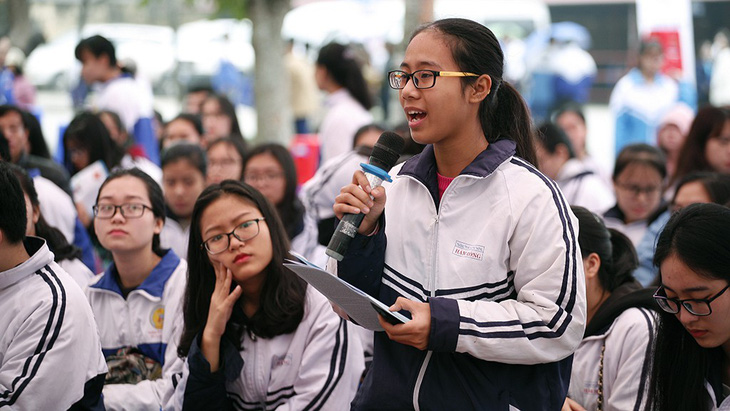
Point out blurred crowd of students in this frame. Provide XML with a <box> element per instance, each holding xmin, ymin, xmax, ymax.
<box><xmin>1</xmin><ymin>20</ymin><xmax>730</xmax><ymax>410</ymax></box>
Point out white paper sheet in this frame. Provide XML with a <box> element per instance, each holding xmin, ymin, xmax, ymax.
<box><xmin>70</xmin><ymin>160</ymin><xmax>108</xmax><ymax>217</ymax></box>
<box><xmin>284</xmin><ymin>261</ymin><xmax>409</xmax><ymax>331</ymax></box>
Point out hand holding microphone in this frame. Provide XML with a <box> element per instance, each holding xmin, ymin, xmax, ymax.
<box><xmin>329</xmin><ymin>132</ymin><xmax>405</xmax><ymax>261</ymax></box>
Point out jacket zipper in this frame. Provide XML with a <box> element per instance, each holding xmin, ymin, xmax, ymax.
<box><xmin>408</xmin><ymin>175</ymin><xmax>461</xmax><ymax>410</ymax></box>
<box><xmin>249</xmin><ymin>333</ymin><xmax>267</xmax><ymax>410</ymax></box>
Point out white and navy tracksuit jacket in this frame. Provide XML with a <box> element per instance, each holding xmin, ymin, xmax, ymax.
<box><xmin>338</xmin><ymin>140</ymin><xmax>587</xmax><ymax>410</ymax></box>
<box><xmin>706</xmin><ymin>380</ymin><xmax>730</xmax><ymax>410</ymax></box>
<box><xmin>568</xmin><ymin>283</ymin><xmax>657</xmax><ymax>411</ymax></box>
<box><xmin>85</xmin><ymin>249</ymin><xmax>187</xmax><ymax>410</ymax></box>
<box><xmin>171</xmin><ymin>286</ymin><xmax>365</xmax><ymax>411</ymax></box>
<box><xmin>0</xmin><ymin>237</ymin><xmax>107</xmax><ymax>410</ymax></box>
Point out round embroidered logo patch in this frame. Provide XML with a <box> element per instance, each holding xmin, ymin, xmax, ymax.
<box><xmin>150</xmin><ymin>305</ymin><xmax>165</xmax><ymax>329</ymax></box>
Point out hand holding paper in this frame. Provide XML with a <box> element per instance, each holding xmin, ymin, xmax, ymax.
<box><xmin>378</xmin><ymin>297</ymin><xmax>431</xmax><ymax>350</ymax></box>
<box><xmin>283</xmin><ymin>258</ymin><xmax>409</xmax><ymax>332</ymax></box>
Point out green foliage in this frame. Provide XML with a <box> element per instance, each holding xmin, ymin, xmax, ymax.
<box><xmin>212</xmin><ymin>0</ymin><xmax>249</xmax><ymax>19</ymax></box>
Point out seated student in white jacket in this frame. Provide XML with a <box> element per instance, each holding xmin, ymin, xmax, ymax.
<box><xmin>0</xmin><ymin>161</ymin><xmax>108</xmax><ymax>410</ymax></box>
<box><xmin>603</xmin><ymin>144</ymin><xmax>666</xmax><ymax>248</ymax></box>
<box><xmin>242</xmin><ymin>143</ymin><xmax>326</xmax><ymax>267</ymax></box>
<box><xmin>300</xmin><ymin>123</ymin><xmax>384</xmax><ymax>248</ymax></box>
<box><xmin>11</xmin><ymin>164</ymin><xmax>94</xmax><ymax>287</ymax></box>
<box><xmin>86</xmin><ymin>168</ymin><xmax>186</xmax><ymax>410</ymax></box>
<box><xmin>647</xmin><ymin>203</ymin><xmax>730</xmax><ymax>410</ymax></box>
<box><xmin>171</xmin><ymin>180</ymin><xmax>364</xmax><ymax>410</ymax></box>
<box><xmin>160</xmin><ymin>143</ymin><xmax>207</xmax><ymax>259</ymax></box>
<box><xmin>535</xmin><ymin>122</ymin><xmax>615</xmax><ymax>215</ymax></box>
<box><xmin>565</xmin><ymin>206</ymin><xmax>658</xmax><ymax>411</ymax></box>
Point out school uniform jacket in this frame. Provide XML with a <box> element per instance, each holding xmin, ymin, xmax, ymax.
<box><xmin>338</xmin><ymin>139</ymin><xmax>587</xmax><ymax>410</ymax></box>
<box><xmin>556</xmin><ymin>158</ymin><xmax>615</xmax><ymax>215</ymax></box>
<box><xmin>706</xmin><ymin>381</ymin><xmax>730</xmax><ymax>410</ymax></box>
<box><xmin>173</xmin><ymin>286</ymin><xmax>365</xmax><ymax>411</ymax></box>
<box><xmin>0</xmin><ymin>236</ymin><xmax>107</xmax><ymax>410</ymax></box>
<box><xmin>86</xmin><ymin>249</ymin><xmax>187</xmax><ymax>410</ymax></box>
<box><xmin>568</xmin><ymin>283</ymin><xmax>657</xmax><ymax>411</ymax></box>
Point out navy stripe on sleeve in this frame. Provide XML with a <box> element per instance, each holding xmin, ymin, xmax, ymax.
<box><xmin>0</xmin><ymin>266</ymin><xmax>66</xmax><ymax>407</ymax></box>
<box><xmin>633</xmin><ymin>308</ymin><xmax>655</xmax><ymax>411</ymax></box>
<box><xmin>385</xmin><ymin>266</ymin><xmax>515</xmax><ymax>303</ymax></box>
<box><xmin>384</xmin><ymin>264</ymin><xmax>427</xmax><ymax>296</ymax></box>
<box><xmin>434</xmin><ymin>271</ymin><xmax>514</xmax><ymax>296</ymax></box>
<box><xmin>512</xmin><ymin>158</ymin><xmax>578</xmax><ymax>320</ymax></box>
<box><xmin>227</xmin><ymin>389</ymin><xmax>296</xmax><ymax>409</ymax></box>
<box><xmin>512</xmin><ymin>158</ymin><xmax>578</xmax><ymax>313</ymax></box>
<box><xmin>303</xmin><ymin>319</ymin><xmax>348</xmax><ymax>411</ymax></box>
<box><xmin>454</xmin><ymin>159</ymin><xmax>578</xmax><ymax>340</ymax></box>
<box><xmin>268</xmin><ymin>385</ymin><xmax>295</xmax><ymax>397</ymax></box>
<box><xmin>382</xmin><ymin>272</ymin><xmax>426</xmax><ymax>302</ymax></box>
<box><xmin>227</xmin><ymin>392</ymin><xmax>256</xmax><ymax>410</ymax></box>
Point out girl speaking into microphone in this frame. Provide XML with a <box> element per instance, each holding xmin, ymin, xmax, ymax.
<box><xmin>334</xmin><ymin>18</ymin><xmax>586</xmax><ymax>410</ymax></box>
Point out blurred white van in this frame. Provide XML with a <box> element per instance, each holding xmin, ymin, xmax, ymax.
<box><xmin>434</xmin><ymin>0</ymin><xmax>551</xmax><ymax>39</ymax></box>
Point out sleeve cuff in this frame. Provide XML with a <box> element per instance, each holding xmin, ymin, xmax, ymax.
<box><xmin>427</xmin><ymin>297</ymin><xmax>460</xmax><ymax>352</ymax></box>
<box><xmin>188</xmin><ymin>334</ymin><xmax>243</xmax><ymax>383</ymax></box>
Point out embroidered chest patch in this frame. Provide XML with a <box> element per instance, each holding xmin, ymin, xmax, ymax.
<box><xmin>149</xmin><ymin>305</ymin><xmax>165</xmax><ymax>330</ymax></box>
<box><xmin>452</xmin><ymin>240</ymin><xmax>485</xmax><ymax>261</ymax></box>
<box><xmin>271</xmin><ymin>354</ymin><xmax>292</xmax><ymax>369</ymax></box>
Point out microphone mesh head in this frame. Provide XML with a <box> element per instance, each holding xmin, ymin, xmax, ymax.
<box><xmin>369</xmin><ymin>132</ymin><xmax>406</xmax><ymax>172</ymax></box>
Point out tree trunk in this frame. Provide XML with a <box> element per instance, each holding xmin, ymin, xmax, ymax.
<box><xmin>403</xmin><ymin>0</ymin><xmax>433</xmax><ymax>50</ymax></box>
<box><xmin>7</xmin><ymin>0</ymin><xmax>32</xmax><ymax>51</ymax></box>
<box><xmin>249</xmin><ymin>0</ymin><xmax>292</xmax><ymax>145</ymax></box>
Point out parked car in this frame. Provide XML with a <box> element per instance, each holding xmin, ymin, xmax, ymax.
<box><xmin>25</xmin><ymin>23</ymin><xmax>176</xmax><ymax>91</ymax></box>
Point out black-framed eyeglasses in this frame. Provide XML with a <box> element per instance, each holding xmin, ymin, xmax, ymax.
<box><xmin>653</xmin><ymin>285</ymin><xmax>730</xmax><ymax>316</ymax></box>
<box><xmin>244</xmin><ymin>172</ymin><xmax>285</xmax><ymax>184</ymax></box>
<box><xmin>388</xmin><ymin>69</ymin><xmax>479</xmax><ymax>90</ymax></box>
<box><xmin>201</xmin><ymin>218</ymin><xmax>265</xmax><ymax>254</ymax></box>
<box><xmin>93</xmin><ymin>203</ymin><xmax>151</xmax><ymax>219</ymax></box>
<box><xmin>615</xmin><ymin>182</ymin><xmax>662</xmax><ymax>197</ymax></box>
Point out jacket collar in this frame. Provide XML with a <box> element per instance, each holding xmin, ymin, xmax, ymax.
<box><xmin>603</xmin><ymin>204</ymin><xmax>624</xmax><ymax>220</ymax></box>
<box><xmin>324</xmin><ymin>88</ymin><xmax>353</xmax><ymax>107</ymax></box>
<box><xmin>584</xmin><ymin>281</ymin><xmax>657</xmax><ymax>337</ymax></box>
<box><xmin>706</xmin><ymin>348</ymin><xmax>727</xmax><ymax>407</ymax></box>
<box><xmin>0</xmin><ymin>236</ymin><xmax>53</xmax><ymax>290</ymax></box>
<box><xmin>400</xmin><ymin>139</ymin><xmax>516</xmax><ymax>180</ymax></box>
<box><xmin>556</xmin><ymin>158</ymin><xmax>593</xmax><ymax>182</ymax></box>
<box><xmin>91</xmin><ymin>249</ymin><xmax>180</xmax><ymax>298</ymax></box>
<box><xmin>398</xmin><ymin>139</ymin><xmax>516</xmax><ymax>207</ymax></box>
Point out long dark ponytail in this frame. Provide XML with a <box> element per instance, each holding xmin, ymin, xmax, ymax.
<box><xmin>412</xmin><ymin>18</ymin><xmax>536</xmax><ymax>165</ymax></box>
<box><xmin>10</xmin><ymin>164</ymin><xmax>82</xmax><ymax>262</ymax></box>
<box><xmin>571</xmin><ymin>206</ymin><xmax>638</xmax><ymax>292</ymax></box>
<box><xmin>316</xmin><ymin>42</ymin><xmax>373</xmax><ymax>110</ymax></box>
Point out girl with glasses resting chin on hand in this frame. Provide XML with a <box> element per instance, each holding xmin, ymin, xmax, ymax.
<box><xmin>172</xmin><ymin>180</ymin><xmax>363</xmax><ymax>410</ymax></box>
<box><xmin>647</xmin><ymin>203</ymin><xmax>730</xmax><ymax>410</ymax></box>
<box><xmin>85</xmin><ymin>168</ymin><xmax>187</xmax><ymax>410</ymax></box>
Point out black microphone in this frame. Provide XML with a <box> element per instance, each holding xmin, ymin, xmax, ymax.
<box><xmin>326</xmin><ymin>132</ymin><xmax>405</xmax><ymax>261</ymax></box>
